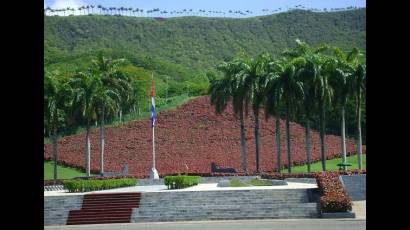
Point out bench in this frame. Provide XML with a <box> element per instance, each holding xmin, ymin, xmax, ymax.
<box><xmin>211</xmin><ymin>162</ymin><xmax>236</xmax><ymax>173</ymax></box>
<box><xmin>337</xmin><ymin>162</ymin><xmax>352</xmax><ymax>171</ymax></box>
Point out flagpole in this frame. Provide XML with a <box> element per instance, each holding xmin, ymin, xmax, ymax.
<box><xmin>150</xmin><ymin>72</ymin><xmax>159</xmax><ymax>180</ymax></box>
<box><xmin>152</xmin><ymin>118</ymin><xmax>155</xmax><ymax>169</ymax></box>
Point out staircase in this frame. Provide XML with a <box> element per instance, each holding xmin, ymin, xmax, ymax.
<box><xmin>132</xmin><ymin>189</ymin><xmax>319</xmax><ymax>222</ymax></box>
<box><xmin>67</xmin><ymin>192</ymin><xmax>141</xmax><ymax>225</ymax></box>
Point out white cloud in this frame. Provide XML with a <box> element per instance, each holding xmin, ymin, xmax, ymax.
<box><xmin>49</xmin><ymin>0</ymin><xmax>86</xmax><ymax>16</ymax></box>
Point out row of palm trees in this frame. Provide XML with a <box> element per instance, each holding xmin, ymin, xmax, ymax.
<box><xmin>209</xmin><ymin>39</ymin><xmax>366</xmax><ymax>173</ymax></box>
<box><xmin>44</xmin><ymin>5</ymin><xmax>362</xmax><ymax>17</ymax></box>
<box><xmin>45</xmin><ymin>54</ymin><xmax>134</xmax><ymax>180</ymax></box>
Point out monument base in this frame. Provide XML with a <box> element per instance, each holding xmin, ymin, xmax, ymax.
<box><xmin>150</xmin><ymin>168</ymin><xmax>159</xmax><ymax>180</ymax></box>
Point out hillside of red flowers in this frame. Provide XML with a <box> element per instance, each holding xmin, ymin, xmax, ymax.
<box><xmin>44</xmin><ymin>96</ymin><xmax>366</xmax><ymax>177</ymax></box>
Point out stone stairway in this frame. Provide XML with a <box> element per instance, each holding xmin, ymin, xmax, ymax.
<box><xmin>67</xmin><ymin>192</ymin><xmax>141</xmax><ymax>225</ymax></box>
<box><xmin>132</xmin><ymin>189</ymin><xmax>319</xmax><ymax>222</ymax></box>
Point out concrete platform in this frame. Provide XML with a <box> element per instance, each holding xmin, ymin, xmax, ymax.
<box><xmin>44</xmin><ymin>182</ymin><xmax>317</xmax><ymax>196</ymax></box>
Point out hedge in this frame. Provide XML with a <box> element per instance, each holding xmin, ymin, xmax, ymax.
<box><xmin>164</xmin><ymin>175</ymin><xmax>201</xmax><ymax>189</ymax></box>
<box><xmin>63</xmin><ymin>178</ymin><xmax>137</xmax><ymax>193</ymax></box>
<box><xmin>261</xmin><ymin>170</ymin><xmax>366</xmax><ymax>213</ymax></box>
<box><xmin>316</xmin><ymin>172</ymin><xmax>352</xmax><ymax>212</ymax></box>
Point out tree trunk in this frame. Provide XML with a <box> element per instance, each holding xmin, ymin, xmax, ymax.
<box><xmin>52</xmin><ymin>131</ymin><xmax>58</xmax><ymax>182</ymax></box>
<box><xmin>275</xmin><ymin>116</ymin><xmax>281</xmax><ymax>173</ymax></box>
<box><xmin>286</xmin><ymin>107</ymin><xmax>291</xmax><ymax>174</ymax></box>
<box><xmin>305</xmin><ymin>119</ymin><xmax>311</xmax><ymax>173</ymax></box>
<box><xmin>341</xmin><ymin>106</ymin><xmax>347</xmax><ymax>170</ymax></box>
<box><xmin>99</xmin><ymin>106</ymin><xmax>105</xmax><ymax>175</ymax></box>
<box><xmin>319</xmin><ymin>102</ymin><xmax>326</xmax><ymax>171</ymax></box>
<box><xmin>356</xmin><ymin>94</ymin><xmax>363</xmax><ymax>169</ymax></box>
<box><xmin>239</xmin><ymin>110</ymin><xmax>247</xmax><ymax>173</ymax></box>
<box><xmin>254</xmin><ymin>110</ymin><xmax>260</xmax><ymax>173</ymax></box>
<box><xmin>52</xmin><ymin>108</ymin><xmax>58</xmax><ymax>182</ymax></box>
<box><xmin>119</xmin><ymin>109</ymin><xmax>123</xmax><ymax>123</ymax></box>
<box><xmin>85</xmin><ymin>121</ymin><xmax>91</xmax><ymax>176</ymax></box>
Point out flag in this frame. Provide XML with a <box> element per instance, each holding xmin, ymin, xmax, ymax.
<box><xmin>150</xmin><ymin>79</ymin><xmax>156</xmax><ymax>127</ymax></box>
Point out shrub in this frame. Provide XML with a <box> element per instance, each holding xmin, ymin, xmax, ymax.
<box><xmin>63</xmin><ymin>178</ymin><xmax>137</xmax><ymax>193</ymax></box>
<box><xmin>261</xmin><ymin>171</ymin><xmax>361</xmax><ymax>213</ymax></box>
<box><xmin>316</xmin><ymin>172</ymin><xmax>352</xmax><ymax>212</ymax></box>
<box><xmin>164</xmin><ymin>175</ymin><xmax>201</xmax><ymax>189</ymax></box>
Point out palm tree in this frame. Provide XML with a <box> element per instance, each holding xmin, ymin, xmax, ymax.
<box><xmin>274</xmin><ymin>58</ymin><xmax>304</xmax><ymax>173</ymax></box>
<box><xmin>239</xmin><ymin>54</ymin><xmax>269</xmax><ymax>173</ymax></box>
<box><xmin>265</xmin><ymin>59</ymin><xmax>283</xmax><ymax>173</ymax></box>
<box><xmin>283</xmin><ymin>39</ymin><xmax>330</xmax><ymax>171</ymax></box>
<box><xmin>296</xmin><ymin>59</ymin><xmax>318</xmax><ymax>173</ymax></box>
<box><xmin>44</xmin><ymin>71</ymin><xmax>72</xmax><ymax>182</ymax></box>
<box><xmin>354</xmin><ymin>64</ymin><xmax>365</xmax><ymax>169</ymax></box>
<box><xmin>91</xmin><ymin>54</ymin><xmax>130</xmax><ymax>174</ymax></box>
<box><xmin>211</xmin><ymin>58</ymin><xmax>251</xmax><ymax>172</ymax></box>
<box><xmin>69</xmin><ymin>71</ymin><xmax>102</xmax><ymax>176</ymax></box>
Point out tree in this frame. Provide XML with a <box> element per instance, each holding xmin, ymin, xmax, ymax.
<box><xmin>273</xmin><ymin>58</ymin><xmax>304</xmax><ymax>173</ymax></box>
<box><xmin>69</xmin><ymin>71</ymin><xmax>102</xmax><ymax>176</ymax></box>
<box><xmin>354</xmin><ymin>64</ymin><xmax>365</xmax><ymax>169</ymax></box>
<box><xmin>211</xmin><ymin>58</ymin><xmax>251</xmax><ymax>172</ymax></box>
<box><xmin>283</xmin><ymin>39</ymin><xmax>331</xmax><ymax>171</ymax></box>
<box><xmin>44</xmin><ymin>71</ymin><xmax>72</xmax><ymax>182</ymax></box>
<box><xmin>91</xmin><ymin>54</ymin><xmax>130</xmax><ymax>174</ymax></box>
<box><xmin>239</xmin><ymin>54</ymin><xmax>270</xmax><ymax>173</ymax></box>
<box><xmin>265</xmin><ymin>58</ymin><xmax>283</xmax><ymax>173</ymax></box>
<box><xmin>328</xmin><ymin>47</ymin><xmax>361</xmax><ymax>170</ymax></box>
<box><xmin>296</xmin><ymin>59</ymin><xmax>318</xmax><ymax>173</ymax></box>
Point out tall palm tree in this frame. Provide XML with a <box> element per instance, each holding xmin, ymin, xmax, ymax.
<box><xmin>69</xmin><ymin>71</ymin><xmax>102</xmax><ymax>176</ymax></box>
<box><xmin>91</xmin><ymin>54</ymin><xmax>130</xmax><ymax>174</ymax></box>
<box><xmin>265</xmin><ymin>59</ymin><xmax>283</xmax><ymax>173</ymax></box>
<box><xmin>44</xmin><ymin>71</ymin><xmax>72</xmax><ymax>182</ymax></box>
<box><xmin>239</xmin><ymin>54</ymin><xmax>269</xmax><ymax>173</ymax></box>
<box><xmin>274</xmin><ymin>58</ymin><xmax>304</xmax><ymax>173</ymax></box>
<box><xmin>283</xmin><ymin>39</ymin><xmax>330</xmax><ymax>171</ymax></box>
<box><xmin>211</xmin><ymin>58</ymin><xmax>251</xmax><ymax>172</ymax></box>
<box><xmin>351</xmin><ymin>51</ymin><xmax>366</xmax><ymax>169</ymax></box>
<box><xmin>296</xmin><ymin>59</ymin><xmax>318</xmax><ymax>173</ymax></box>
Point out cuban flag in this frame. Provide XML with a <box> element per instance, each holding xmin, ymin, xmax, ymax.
<box><xmin>150</xmin><ymin>79</ymin><xmax>156</xmax><ymax>127</ymax></box>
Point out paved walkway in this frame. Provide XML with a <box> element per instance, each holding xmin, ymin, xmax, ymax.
<box><xmin>44</xmin><ymin>182</ymin><xmax>317</xmax><ymax>196</ymax></box>
<box><xmin>352</xmin><ymin>201</ymin><xmax>366</xmax><ymax>219</ymax></box>
<box><xmin>44</xmin><ymin>219</ymin><xmax>366</xmax><ymax>230</ymax></box>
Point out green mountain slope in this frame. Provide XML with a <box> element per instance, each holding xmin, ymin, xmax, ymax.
<box><xmin>45</xmin><ymin>9</ymin><xmax>365</xmax><ymax>72</ymax></box>
<box><xmin>44</xmin><ymin>9</ymin><xmax>366</xmax><ymax>139</ymax></box>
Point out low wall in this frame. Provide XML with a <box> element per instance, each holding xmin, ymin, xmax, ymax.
<box><xmin>340</xmin><ymin>174</ymin><xmax>366</xmax><ymax>201</ymax></box>
<box><xmin>44</xmin><ymin>195</ymin><xmax>83</xmax><ymax>225</ymax></box>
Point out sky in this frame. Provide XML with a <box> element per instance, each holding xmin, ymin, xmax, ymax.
<box><xmin>44</xmin><ymin>0</ymin><xmax>366</xmax><ymax>17</ymax></box>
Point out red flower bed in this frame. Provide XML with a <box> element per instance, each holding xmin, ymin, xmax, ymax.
<box><xmin>44</xmin><ymin>96</ymin><xmax>366</xmax><ymax>177</ymax></box>
<box><xmin>262</xmin><ymin>170</ymin><xmax>365</xmax><ymax>213</ymax></box>
<box><xmin>316</xmin><ymin>172</ymin><xmax>352</xmax><ymax>212</ymax></box>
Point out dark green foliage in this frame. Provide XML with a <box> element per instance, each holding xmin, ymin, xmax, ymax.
<box><xmin>45</xmin><ymin>9</ymin><xmax>365</xmax><ymax>140</ymax></box>
<box><xmin>45</xmin><ymin>9</ymin><xmax>365</xmax><ymax>71</ymax></box>
<box><xmin>63</xmin><ymin>178</ymin><xmax>137</xmax><ymax>192</ymax></box>
<box><xmin>164</xmin><ymin>175</ymin><xmax>201</xmax><ymax>189</ymax></box>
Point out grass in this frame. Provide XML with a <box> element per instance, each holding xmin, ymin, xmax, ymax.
<box><xmin>281</xmin><ymin>154</ymin><xmax>366</xmax><ymax>173</ymax></box>
<box><xmin>229</xmin><ymin>179</ymin><xmax>250</xmax><ymax>187</ymax></box>
<box><xmin>229</xmin><ymin>178</ymin><xmax>273</xmax><ymax>187</ymax></box>
<box><xmin>44</xmin><ymin>161</ymin><xmax>95</xmax><ymax>180</ymax></box>
<box><xmin>248</xmin><ymin>178</ymin><xmax>273</xmax><ymax>186</ymax></box>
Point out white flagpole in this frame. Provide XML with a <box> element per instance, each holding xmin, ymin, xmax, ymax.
<box><xmin>152</xmin><ymin>117</ymin><xmax>155</xmax><ymax>169</ymax></box>
<box><xmin>150</xmin><ymin>73</ymin><xmax>159</xmax><ymax>180</ymax></box>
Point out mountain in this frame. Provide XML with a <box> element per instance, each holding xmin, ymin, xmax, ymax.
<box><xmin>45</xmin><ymin>9</ymin><xmax>365</xmax><ymax>73</ymax></box>
<box><xmin>44</xmin><ymin>96</ymin><xmax>365</xmax><ymax>177</ymax></box>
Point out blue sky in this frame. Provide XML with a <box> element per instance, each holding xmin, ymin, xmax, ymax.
<box><xmin>45</xmin><ymin>0</ymin><xmax>366</xmax><ymax>17</ymax></box>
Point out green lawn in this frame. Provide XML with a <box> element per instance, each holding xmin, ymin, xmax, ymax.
<box><xmin>281</xmin><ymin>154</ymin><xmax>366</xmax><ymax>173</ymax></box>
<box><xmin>44</xmin><ymin>161</ymin><xmax>94</xmax><ymax>180</ymax></box>
<box><xmin>230</xmin><ymin>178</ymin><xmax>273</xmax><ymax>187</ymax></box>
